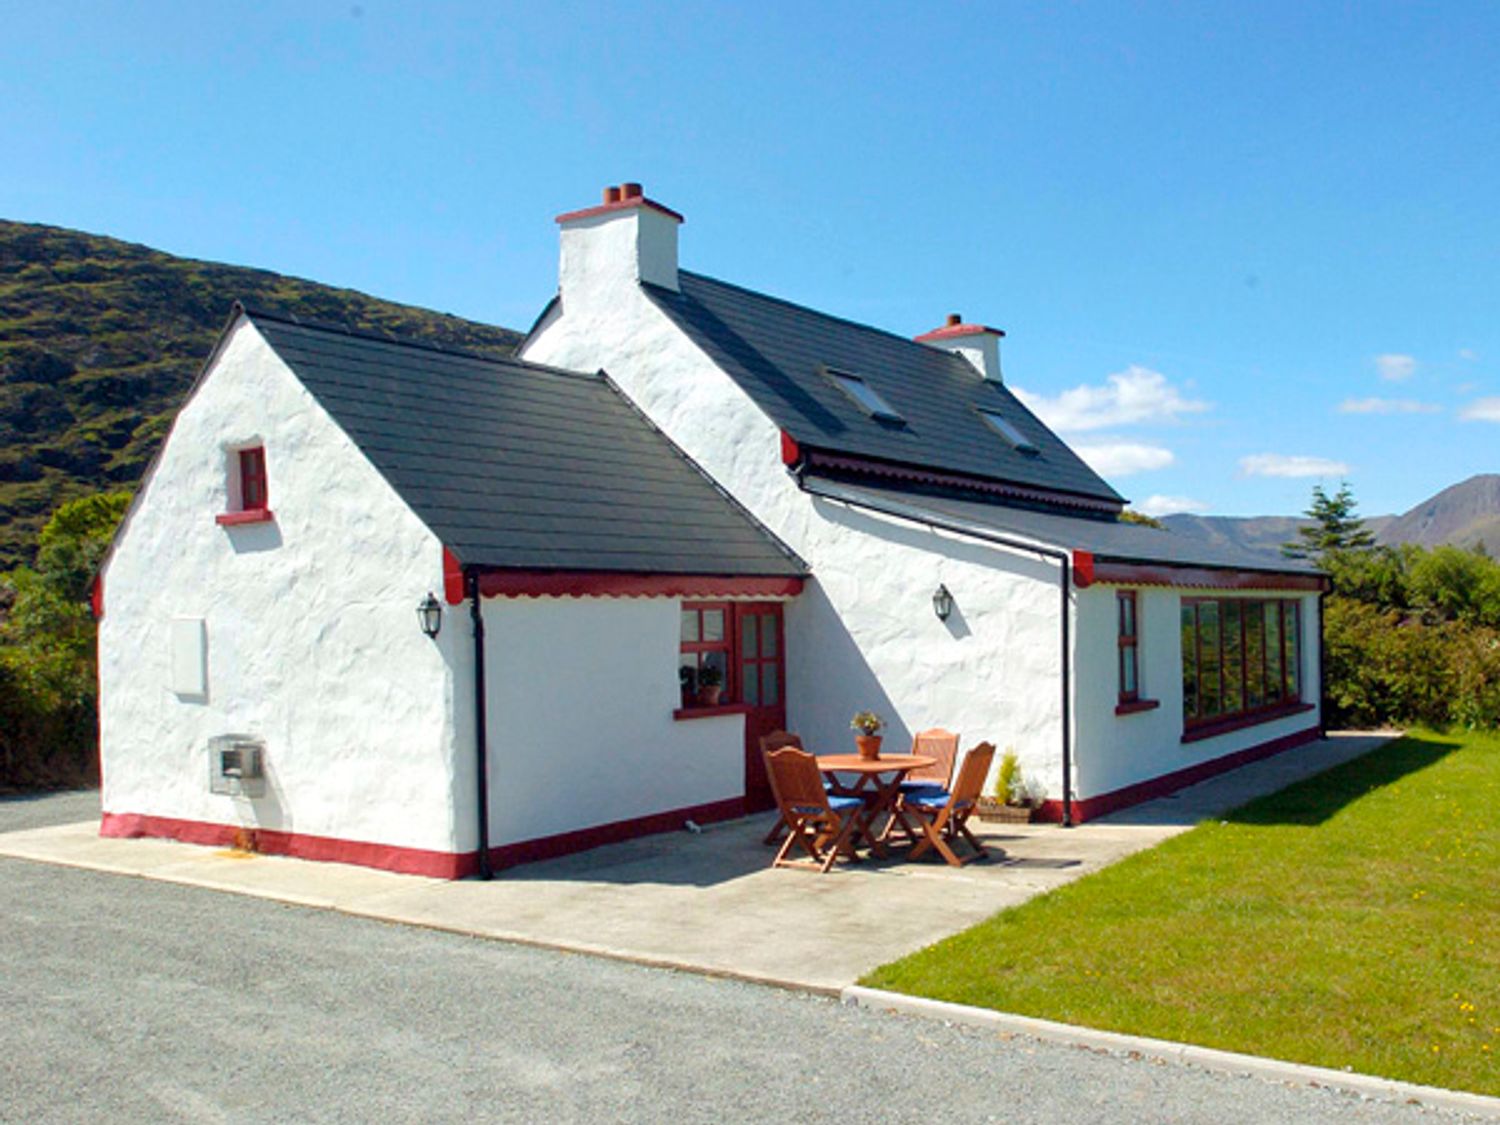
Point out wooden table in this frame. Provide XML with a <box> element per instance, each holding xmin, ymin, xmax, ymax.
<box><xmin>816</xmin><ymin>753</ymin><xmax>935</xmax><ymax>858</ymax></box>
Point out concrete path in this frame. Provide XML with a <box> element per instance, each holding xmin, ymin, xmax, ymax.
<box><xmin>0</xmin><ymin>733</ymin><xmax>1392</xmax><ymax>993</ymax></box>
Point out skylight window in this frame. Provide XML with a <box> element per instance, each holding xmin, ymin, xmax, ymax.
<box><xmin>977</xmin><ymin>408</ymin><xmax>1039</xmax><ymax>455</ymax></box>
<box><xmin>826</xmin><ymin>369</ymin><xmax>903</xmax><ymax>422</ymax></box>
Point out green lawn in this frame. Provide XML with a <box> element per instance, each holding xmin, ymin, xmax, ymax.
<box><xmin>862</xmin><ymin>730</ymin><xmax>1499</xmax><ymax>1096</ymax></box>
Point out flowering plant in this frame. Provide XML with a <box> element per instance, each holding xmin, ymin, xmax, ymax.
<box><xmin>849</xmin><ymin>711</ymin><xmax>885</xmax><ymax>736</ymax></box>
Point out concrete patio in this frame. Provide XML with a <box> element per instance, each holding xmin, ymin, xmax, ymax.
<box><xmin>0</xmin><ymin>732</ymin><xmax>1392</xmax><ymax>993</ymax></box>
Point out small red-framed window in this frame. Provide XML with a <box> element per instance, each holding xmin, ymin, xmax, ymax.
<box><xmin>1118</xmin><ymin>590</ymin><xmax>1140</xmax><ymax>703</ymax></box>
<box><xmin>239</xmin><ymin>447</ymin><xmax>268</xmax><ymax>511</ymax></box>
<box><xmin>679</xmin><ymin>602</ymin><xmax>732</xmax><ymax>707</ymax></box>
<box><xmin>216</xmin><ymin>444</ymin><xmax>273</xmax><ymax>526</ymax></box>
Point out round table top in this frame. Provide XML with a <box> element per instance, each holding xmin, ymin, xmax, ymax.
<box><xmin>815</xmin><ymin>753</ymin><xmax>935</xmax><ymax>773</ymax></box>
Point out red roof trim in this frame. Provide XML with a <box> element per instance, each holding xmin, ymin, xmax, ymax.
<box><xmin>1072</xmin><ymin>550</ymin><xmax>1096</xmax><ymax>587</ymax></box>
<box><xmin>89</xmin><ymin>574</ymin><xmax>104</xmax><ymax>620</ymax></box>
<box><xmin>555</xmin><ymin>197</ymin><xmax>685</xmax><ymax>224</ymax></box>
<box><xmin>914</xmin><ymin>322</ymin><xmax>1006</xmax><ymax>343</ymax></box>
<box><xmin>803</xmin><ymin>450</ymin><xmax>1122</xmax><ymax>514</ymax></box>
<box><xmin>442</xmin><ymin>546</ymin><xmax>465</xmax><ymax>605</ymax></box>
<box><xmin>780</xmin><ymin>430</ymin><xmax>802</xmax><ymax>467</ymax></box>
<box><xmin>1087</xmin><ymin>560</ymin><xmax>1329</xmax><ymax>592</ymax></box>
<box><xmin>474</xmin><ymin>571</ymin><xmax>805</xmax><ymax>599</ymax></box>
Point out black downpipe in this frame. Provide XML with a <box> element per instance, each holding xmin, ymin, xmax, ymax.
<box><xmin>467</xmin><ymin>569</ymin><xmax>492</xmax><ymax>881</ymax></box>
<box><xmin>1317</xmin><ymin>590</ymin><xmax>1328</xmax><ymax>739</ymax></box>
<box><xmin>798</xmin><ymin>479</ymin><xmax>1075</xmax><ymax>826</ymax></box>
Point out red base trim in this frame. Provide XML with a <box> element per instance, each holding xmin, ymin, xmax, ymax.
<box><xmin>99</xmin><ymin>795</ymin><xmax>750</xmax><ymax>878</ymax></box>
<box><xmin>1034</xmin><ymin>724</ymin><xmax>1321</xmax><ymax>824</ymax></box>
<box><xmin>475</xmin><ymin>571</ymin><xmax>804</xmax><ymax>599</ymax></box>
<box><xmin>215</xmin><ymin>508</ymin><xmax>274</xmax><ymax>527</ymax></box>
<box><xmin>100</xmin><ymin>812</ymin><xmax>472</xmax><ymax>878</ymax></box>
<box><xmin>487</xmin><ymin>796</ymin><xmax>744</xmax><ymax>869</ymax></box>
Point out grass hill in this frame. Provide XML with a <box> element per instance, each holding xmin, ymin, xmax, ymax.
<box><xmin>0</xmin><ymin>220</ymin><xmax>521</xmax><ymax>569</ymax></box>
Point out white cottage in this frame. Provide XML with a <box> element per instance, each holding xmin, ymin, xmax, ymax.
<box><xmin>96</xmin><ymin>183</ymin><xmax>1325</xmax><ymax>878</ymax></box>
<box><xmin>521</xmin><ymin>183</ymin><xmax>1327</xmax><ymax>826</ymax></box>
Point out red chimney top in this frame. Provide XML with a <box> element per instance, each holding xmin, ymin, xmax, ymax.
<box><xmin>556</xmin><ymin>182</ymin><xmax>685</xmax><ymax>225</ymax></box>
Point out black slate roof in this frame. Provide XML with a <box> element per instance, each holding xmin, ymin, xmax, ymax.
<box><xmin>643</xmin><ymin>271</ymin><xmax>1125</xmax><ymax>508</ymax></box>
<box><xmin>243</xmin><ymin>307</ymin><xmax>806</xmax><ymax>576</ymax></box>
<box><xmin>803</xmin><ymin>475</ymin><xmax>1322</xmax><ymax>576</ymax></box>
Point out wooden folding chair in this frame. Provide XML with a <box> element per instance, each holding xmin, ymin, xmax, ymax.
<box><xmin>880</xmin><ymin>728</ymin><xmax>960</xmax><ymax>845</ymax></box>
<box><xmin>904</xmin><ymin>742</ymin><xmax>996</xmax><ymax>867</ymax></box>
<box><xmin>763</xmin><ymin>747</ymin><xmax>866</xmax><ymax>873</ymax></box>
<box><xmin>759</xmin><ymin>731</ymin><xmax>804</xmax><ymax>845</ymax></box>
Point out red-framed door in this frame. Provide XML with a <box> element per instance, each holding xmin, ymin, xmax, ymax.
<box><xmin>735</xmin><ymin>603</ymin><xmax>787</xmax><ymax>812</ymax></box>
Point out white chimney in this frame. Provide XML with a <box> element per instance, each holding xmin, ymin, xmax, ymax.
<box><xmin>556</xmin><ymin>182</ymin><xmax>683</xmax><ymax>297</ymax></box>
<box><xmin>915</xmin><ymin>313</ymin><xmax>1005</xmax><ymax>383</ymax></box>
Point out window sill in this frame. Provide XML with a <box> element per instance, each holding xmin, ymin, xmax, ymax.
<box><xmin>1182</xmin><ymin>701</ymin><xmax>1314</xmax><ymax>743</ymax></box>
<box><xmin>1115</xmin><ymin>698</ymin><xmax>1161</xmax><ymax>716</ymax></box>
<box><xmin>216</xmin><ymin>508</ymin><xmax>275</xmax><ymax>527</ymax></box>
<box><xmin>673</xmin><ymin>703</ymin><xmax>752</xmax><ymax>721</ymax></box>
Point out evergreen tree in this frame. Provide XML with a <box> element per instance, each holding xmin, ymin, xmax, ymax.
<box><xmin>1284</xmin><ymin>482</ymin><xmax>1375</xmax><ymax>560</ymax></box>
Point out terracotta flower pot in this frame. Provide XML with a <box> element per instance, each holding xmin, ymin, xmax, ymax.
<box><xmin>855</xmin><ymin>734</ymin><xmax>883</xmax><ymax>761</ymax></box>
<box><xmin>698</xmin><ymin>685</ymin><xmax>723</xmax><ymax>706</ymax></box>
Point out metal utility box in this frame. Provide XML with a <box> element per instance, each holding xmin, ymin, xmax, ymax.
<box><xmin>208</xmin><ymin>735</ymin><xmax>267</xmax><ymax>798</ymax></box>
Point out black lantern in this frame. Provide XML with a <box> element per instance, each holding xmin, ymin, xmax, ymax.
<box><xmin>417</xmin><ymin>592</ymin><xmax>443</xmax><ymax>638</ymax></box>
<box><xmin>932</xmin><ymin>583</ymin><xmax>954</xmax><ymax>622</ymax></box>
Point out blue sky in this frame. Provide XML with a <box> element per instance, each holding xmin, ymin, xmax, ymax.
<box><xmin>4</xmin><ymin>2</ymin><xmax>1497</xmax><ymax>519</ymax></box>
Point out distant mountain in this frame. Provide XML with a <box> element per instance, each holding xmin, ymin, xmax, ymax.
<box><xmin>1374</xmin><ymin>474</ymin><xmax>1500</xmax><ymax>552</ymax></box>
<box><xmin>0</xmin><ymin>220</ymin><xmax>522</xmax><ymax>569</ymax></box>
<box><xmin>1162</xmin><ymin>474</ymin><xmax>1500</xmax><ymax>560</ymax></box>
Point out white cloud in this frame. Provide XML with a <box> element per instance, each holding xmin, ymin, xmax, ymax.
<box><xmin>1239</xmin><ymin>453</ymin><xmax>1350</xmax><ymax>478</ymax></box>
<box><xmin>1338</xmin><ymin>397</ymin><xmax>1441</xmax><ymax>415</ymax></box>
<box><xmin>1013</xmin><ymin>365</ymin><xmax>1209</xmax><ymax>433</ymax></box>
<box><xmin>1459</xmin><ymin>397</ymin><xmax>1500</xmax><ymax>422</ymax></box>
<box><xmin>1459</xmin><ymin>348</ymin><xmax>1479</xmax><ymax>362</ymax></box>
<box><xmin>1375</xmin><ymin>353</ymin><xmax>1417</xmax><ymax>382</ymax></box>
<box><xmin>1136</xmin><ymin>494</ymin><xmax>1211</xmax><ymax>517</ymax></box>
<box><xmin>1073</xmin><ymin>442</ymin><xmax>1174</xmax><ymax>477</ymax></box>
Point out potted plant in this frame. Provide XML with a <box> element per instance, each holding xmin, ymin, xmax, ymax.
<box><xmin>977</xmin><ymin>748</ymin><xmax>1044</xmax><ymax>823</ymax></box>
<box><xmin>850</xmin><ymin>711</ymin><xmax>885</xmax><ymax>760</ymax></box>
<box><xmin>696</xmin><ymin>664</ymin><xmax>724</xmax><ymax>706</ymax></box>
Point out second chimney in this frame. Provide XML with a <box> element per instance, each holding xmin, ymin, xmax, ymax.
<box><xmin>914</xmin><ymin>314</ymin><xmax>1005</xmax><ymax>383</ymax></box>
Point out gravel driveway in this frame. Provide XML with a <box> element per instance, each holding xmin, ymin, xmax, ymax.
<box><xmin>0</xmin><ymin>791</ymin><xmax>1477</xmax><ymax>1124</ymax></box>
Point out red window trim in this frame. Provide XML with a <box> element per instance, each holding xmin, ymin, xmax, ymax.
<box><xmin>1182</xmin><ymin>596</ymin><xmax>1304</xmax><ymax>732</ymax></box>
<box><xmin>680</xmin><ymin>601</ymin><xmax>734</xmax><ymax>709</ymax></box>
<box><xmin>1115</xmin><ymin>698</ymin><xmax>1160</xmax><ymax>717</ymax></box>
<box><xmin>1117</xmin><ymin>590</ymin><xmax>1140</xmax><ymax>704</ymax></box>
<box><xmin>216</xmin><ymin>508</ymin><xmax>275</xmax><ymax>526</ymax></box>
<box><xmin>673</xmin><ymin>703</ymin><xmax>752</xmax><ymax>721</ymax></box>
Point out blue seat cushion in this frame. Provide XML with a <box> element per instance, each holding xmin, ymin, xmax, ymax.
<box><xmin>906</xmin><ymin>792</ymin><xmax>953</xmax><ymax>810</ymax></box>
<box><xmin>900</xmin><ymin>781</ymin><xmax>949</xmax><ymax>797</ymax></box>
<box><xmin>794</xmin><ymin>795</ymin><xmax>862</xmax><ymax>815</ymax></box>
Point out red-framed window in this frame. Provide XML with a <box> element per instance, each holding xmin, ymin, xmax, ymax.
<box><xmin>239</xmin><ymin>446</ymin><xmax>268</xmax><ymax>511</ymax></box>
<box><xmin>1181</xmin><ymin>597</ymin><xmax>1302</xmax><ymax>728</ymax></box>
<box><xmin>1117</xmin><ymin>590</ymin><xmax>1140</xmax><ymax>704</ymax></box>
<box><xmin>680</xmin><ymin>602</ymin><xmax>732</xmax><ymax>706</ymax></box>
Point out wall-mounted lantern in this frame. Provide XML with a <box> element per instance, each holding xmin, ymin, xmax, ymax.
<box><xmin>417</xmin><ymin>592</ymin><xmax>443</xmax><ymax>639</ymax></box>
<box><xmin>932</xmin><ymin>583</ymin><xmax>954</xmax><ymax>622</ymax></box>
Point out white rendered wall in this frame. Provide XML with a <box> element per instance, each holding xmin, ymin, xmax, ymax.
<box><xmin>98</xmin><ymin>320</ymin><xmax>470</xmax><ymax>854</ymax></box>
<box><xmin>1071</xmin><ymin>586</ymin><xmax>1322</xmax><ymax>800</ymax></box>
<box><xmin>480</xmin><ymin>595</ymin><xmax>744</xmax><ymax>845</ymax></box>
<box><xmin>523</xmin><ymin>229</ymin><xmax>1068</xmax><ymax>799</ymax></box>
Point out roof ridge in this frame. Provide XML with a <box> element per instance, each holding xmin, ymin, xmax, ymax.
<box><xmin>672</xmin><ymin>270</ymin><xmax>972</xmax><ymax>366</ymax></box>
<box><xmin>236</xmin><ymin>301</ymin><xmax>596</xmax><ymax>379</ymax></box>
